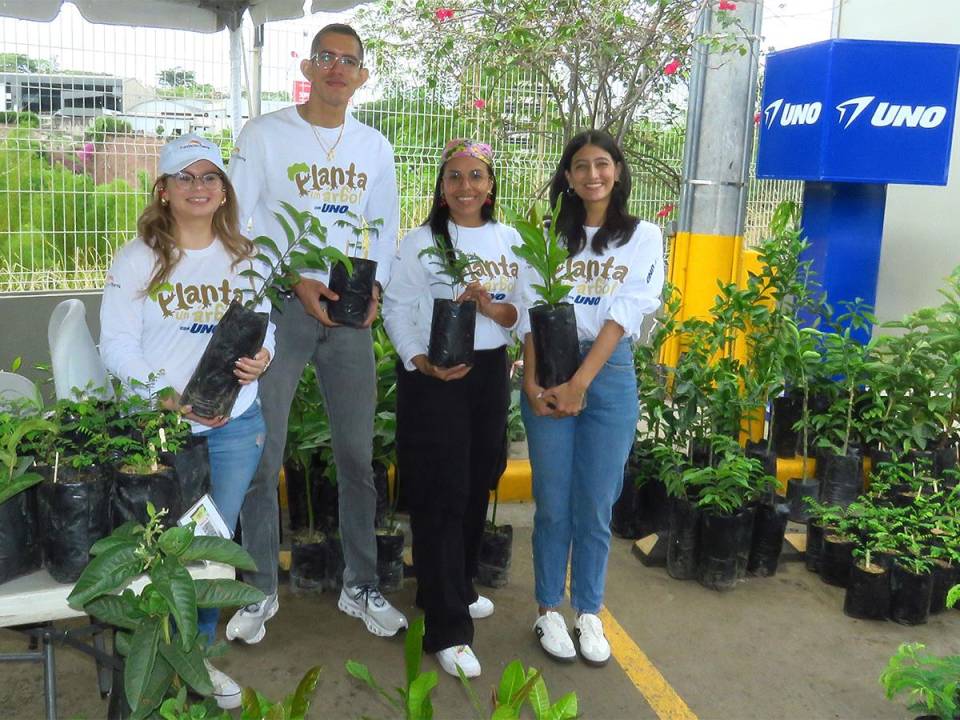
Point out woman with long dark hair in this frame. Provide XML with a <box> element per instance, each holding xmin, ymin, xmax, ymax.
<box><xmin>100</xmin><ymin>134</ymin><xmax>274</xmax><ymax>709</ymax></box>
<box><xmin>520</xmin><ymin>130</ymin><xmax>664</xmax><ymax>666</ymax></box>
<box><xmin>383</xmin><ymin>139</ymin><xmax>521</xmax><ymax>678</ymax></box>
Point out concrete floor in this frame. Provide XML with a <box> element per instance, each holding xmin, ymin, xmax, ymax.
<box><xmin>2</xmin><ymin>503</ymin><xmax>958</xmax><ymax>719</ymax></box>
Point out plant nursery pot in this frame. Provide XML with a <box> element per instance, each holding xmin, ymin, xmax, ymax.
<box><xmin>317</xmin><ymin>476</ymin><xmax>340</xmax><ymax>533</ymax></box>
<box><xmin>819</xmin><ymin>449</ymin><xmax>862</xmax><ymax>508</ymax></box>
<box><xmin>786</xmin><ymin>477</ymin><xmax>819</xmax><ymax>523</ymax></box>
<box><xmin>889</xmin><ymin>562</ymin><xmax>934</xmax><ymax>626</ymax></box>
<box><xmin>932</xmin><ymin>441</ymin><xmax>958</xmax><ymax>478</ymax></box>
<box><xmin>159</xmin><ymin>434</ymin><xmax>211</xmax><ymax>512</ymax></box>
<box><xmin>929</xmin><ymin>560</ymin><xmax>958</xmax><ymax>615</ymax></box>
<box><xmin>37</xmin><ymin>465</ymin><xmax>113</xmax><ymax>583</ymax></box>
<box><xmin>611</xmin><ymin>465</ymin><xmax>644</xmax><ymax>539</ymax></box>
<box><xmin>284</xmin><ymin>459</ymin><xmax>322</xmax><ymax>534</ymax></box>
<box><xmin>735</xmin><ymin>505</ymin><xmax>757</xmax><ymax>580</ymax></box>
<box><xmin>638</xmin><ymin>477</ymin><xmax>670</xmax><ymax>536</ymax></box>
<box><xmin>373</xmin><ymin>461</ymin><xmax>390</xmax><ymax>529</ymax></box>
<box><xmin>805</xmin><ymin>520</ymin><xmax>825</xmax><ymax>574</ymax></box>
<box><xmin>528</xmin><ymin>303</ymin><xmax>579</xmax><ymax>389</ymax></box>
<box><xmin>906</xmin><ymin>448</ymin><xmax>936</xmax><ymax>474</ymax></box>
<box><xmin>697</xmin><ymin>506</ymin><xmax>753</xmax><ymax>591</ymax></box>
<box><xmin>327</xmin><ymin>258</ymin><xmax>378</xmax><ymax>328</ymax></box>
<box><xmin>180</xmin><ymin>301</ymin><xmax>269</xmax><ymax>419</ymax></box>
<box><xmin>690</xmin><ymin>439</ymin><xmax>712</xmax><ymax>469</ymax></box>
<box><xmin>819</xmin><ymin>534</ymin><xmax>855</xmax><ymax>587</ymax></box>
<box><xmin>290</xmin><ymin>536</ymin><xmax>328</xmax><ymax>593</ymax></box>
<box><xmin>476</xmin><ymin>523</ymin><xmax>513</xmax><ymax>589</ymax></box>
<box><xmin>427</xmin><ymin>298</ymin><xmax>476</xmax><ymax>368</ymax></box>
<box><xmin>324</xmin><ymin>534</ymin><xmax>346</xmax><ymax>591</ymax></box>
<box><xmin>771</xmin><ymin>392</ymin><xmax>803</xmax><ymax>458</ymax></box>
<box><xmin>376</xmin><ymin>530</ymin><xmax>405</xmax><ymax>594</ymax></box>
<box><xmin>747</xmin><ymin>501</ymin><xmax>789</xmax><ymax>577</ymax></box>
<box><xmin>0</xmin><ymin>486</ymin><xmax>42</xmax><ymax>585</ymax></box>
<box><xmin>666</xmin><ymin>495</ymin><xmax>700</xmax><ymax>581</ymax></box>
<box><xmin>843</xmin><ymin>561</ymin><xmax>890</xmax><ymax>621</ymax></box>
<box><xmin>111</xmin><ymin>465</ymin><xmax>180</xmax><ymax>529</ymax></box>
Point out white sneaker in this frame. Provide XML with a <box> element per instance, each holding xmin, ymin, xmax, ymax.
<box><xmin>533</xmin><ymin>611</ymin><xmax>576</xmax><ymax>663</ymax></box>
<box><xmin>574</xmin><ymin>613</ymin><xmax>611</xmax><ymax>666</ymax></box>
<box><xmin>204</xmin><ymin>660</ymin><xmax>241</xmax><ymax>710</ymax></box>
<box><xmin>436</xmin><ymin>644</ymin><xmax>481</xmax><ymax>678</ymax></box>
<box><xmin>225</xmin><ymin>593</ymin><xmax>278</xmax><ymax>644</ymax></box>
<box><xmin>468</xmin><ymin>595</ymin><xmax>495</xmax><ymax>619</ymax></box>
<box><xmin>338</xmin><ymin>585</ymin><xmax>408</xmax><ymax>637</ymax></box>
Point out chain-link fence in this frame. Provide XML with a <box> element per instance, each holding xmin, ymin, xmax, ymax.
<box><xmin>0</xmin><ymin>7</ymin><xmax>800</xmax><ymax>292</ymax></box>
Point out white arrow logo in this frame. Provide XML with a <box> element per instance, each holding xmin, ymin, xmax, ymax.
<box><xmin>763</xmin><ymin>98</ymin><xmax>784</xmax><ymax>129</ymax></box>
<box><xmin>835</xmin><ymin>96</ymin><xmax>875</xmax><ymax>129</ymax></box>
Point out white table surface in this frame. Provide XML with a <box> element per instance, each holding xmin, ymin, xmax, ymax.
<box><xmin>0</xmin><ymin>563</ymin><xmax>234</xmax><ymax>628</ymax></box>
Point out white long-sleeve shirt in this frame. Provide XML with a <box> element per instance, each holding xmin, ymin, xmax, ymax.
<box><xmin>517</xmin><ymin>221</ymin><xmax>665</xmax><ymax>341</ymax></box>
<box><xmin>99</xmin><ymin>237</ymin><xmax>276</xmax><ymax>431</ymax></box>
<box><xmin>227</xmin><ymin>106</ymin><xmax>399</xmax><ymax>287</ymax></box>
<box><xmin>383</xmin><ymin>222</ymin><xmax>523</xmax><ymax>371</ymax></box>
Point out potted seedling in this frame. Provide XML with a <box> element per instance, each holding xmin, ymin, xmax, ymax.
<box><xmin>657</xmin><ymin>443</ymin><xmax>702</xmax><ymax>581</ymax></box>
<box><xmin>803</xmin><ymin>498</ymin><xmax>844</xmax><ymax>575</ymax></box>
<box><xmin>844</xmin><ymin>541</ymin><xmax>893</xmax><ymax>621</ymax></box>
<box><xmin>418</xmin><ymin>239</ymin><xmax>483</xmax><ymax>368</ymax></box>
<box><xmin>889</xmin><ymin>531</ymin><xmax>936</xmax><ymax>626</ymax></box>
<box><xmin>880</xmin><ymin>637</ymin><xmax>960</xmax><ymax>720</ymax></box>
<box><xmin>818</xmin><ymin>506</ymin><xmax>859</xmax><ymax>588</ymax></box>
<box><xmin>506</xmin><ymin>200</ymin><xmax>578</xmax><ymax>389</ymax></box>
<box><xmin>180</xmin><ymin>200</ymin><xmax>350</xmax><ymax>418</ymax></box>
<box><xmin>328</xmin><ymin>211</ymin><xmax>383</xmax><ymax>327</ymax></box>
<box><xmin>477</xmin><ymin>483</ymin><xmax>513</xmax><ymax>589</ymax></box>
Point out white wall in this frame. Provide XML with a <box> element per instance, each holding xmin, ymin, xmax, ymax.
<box><xmin>836</xmin><ymin>0</ymin><xmax>960</xmax><ymax>324</ymax></box>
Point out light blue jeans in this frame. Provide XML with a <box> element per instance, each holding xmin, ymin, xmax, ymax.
<box><xmin>195</xmin><ymin>399</ymin><xmax>266</xmax><ymax>644</ymax></box>
<box><xmin>521</xmin><ymin>339</ymin><xmax>638</xmax><ymax>614</ymax></box>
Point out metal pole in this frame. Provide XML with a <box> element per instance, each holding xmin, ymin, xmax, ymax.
<box><xmin>229</xmin><ymin>26</ymin><xmax>243</xmax><ymax>139</ymax></box>
<box><xmin>251</xmin><ymin>24</ymin><xmax>264</xmax><ymax>119</ymax></box>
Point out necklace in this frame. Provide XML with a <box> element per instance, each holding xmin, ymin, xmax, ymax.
<box><xmin>310</xmin><ymin>120</ymin><xmax>345</xmax><ymax>162</ymax></box>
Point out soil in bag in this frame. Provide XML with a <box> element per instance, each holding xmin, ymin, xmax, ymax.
<box><xmin>111</xmin><ymin>465</ymin><xmax>181</xmax><ymax>529</ymax></box>
<box><xmin>819</xmin><ymin>450</ymin><xmax>862</xmax><ymax>508</ymax></box>
<box><xmin>529</xmin><ymin>303</ymin><xmax>579</xmax><ymax>389</ymax></box>
<box><xmin>160</xmin><ymin>434</ymin><xmax>210</xmax><ymax>512</ymax></box>
<box><xmin>328</xmin><ymin>258</ymin><xmax>378</xmax><ymax>328</ymax></box>
<box><xmin>843</xmin><ymin>562</ymin><xmax>890</xmax><ymax>620</ymax></box>
<box><xmin>929</xmin><ymin>561</ymin><xmax>959</xmax><ymax>615</ymax></box>
<box><xmin>476</xmin><ymin>524</ymin><xmax>513</xmax><ymax>589</ymax></box>
<box><xmin>376</xmin><ymin>531</ymin><xmax>405</xmax><ymax>594</ymax></box>
<box><xmin>37</xmin><ymin>465</ymin><xmax>113</xmax><ymax>583</ymax></box>
<box><xmin>786</xmin><ymin>477</ymin><xmax>819</xmax><ymax>523</ymax></box>
<box><xmin>698</xmin><ymin>507</ymin><xmax>751</xmax><ymax>591</ymax></box>
<box><xmin>772</xmin><ymin>392</ymin><xmax>803</xmax><ymax>458</ymax></box>
<box><xmin>747</xmin><ymin>502</ymin><xmax>789</xmax><ymax>577</ymax></box>
<box><xmin>819</xmin><ymin>534</ymin><xmax>855</xmax><ymax>587</ymax></box>
<box><xmin>667</xmin><ymin>495</ymin><xmax>700</xmax><ymax>581</ymax></box>
<box><xmin>889</xmin><ymin>562</ymin><xmax>934</xmax><ymax>626</ymax></box>
<box><xmin>805</xmin><ymin>520</ymin><xmax>825</xmax><ymax>573</ymax></box>
<box><xmin>290</xmin><ymin>536</ymin><xmax>328</xmax><ymax>593</ymax></box>
<box><xmin>0</xmin><ymin>487</ymin><xmax>41</xmax><ymax>585</ymax></box>
<box><xmin>428</xmin><ymin>299</ymin><xmax>476</xmax><ymax>369</ymax></box>
<box><xmin>180</xmin><ymin>301</ymin><xmax>269</xmax><ymax>419</ymax></box>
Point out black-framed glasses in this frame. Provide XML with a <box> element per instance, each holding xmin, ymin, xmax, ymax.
<box><xmin>169</xmin><ymin>171</ymin><xmax>224</xmax><ymax>189</ymax></box>
<box><xmin>311</xmin><ymin>50</ymin><xmax>362</xmax><ymax>70</ymax></box>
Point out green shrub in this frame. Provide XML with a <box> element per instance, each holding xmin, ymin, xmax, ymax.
<box><xmin>0</xmin><ymin>111</ymin><xmax>40</xmax><ymax>128</ymax></box>
<box><xmin>84</xmin><ymin>116</ymin><xmax>134</xmax><ymax>142</ymax></box>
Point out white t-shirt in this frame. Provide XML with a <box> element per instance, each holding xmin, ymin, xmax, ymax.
<box><xmin>517</xmin><ymin>221</ymin><xmax>665</xmax><ymax>341</ymax></box>
<box><xmin>228</xmin><ymin>106</ymin><xmax>399</xmax><ymax>287</ymax></box>
<box><xmin>383</xmin><ymin>221</ymin><xmax>522</xmax><ymax>371</ymax></box>
<box><xmin>99</xmin><ymin>237</ymin><xmax>276</xmax><ymax>432</ymax></box>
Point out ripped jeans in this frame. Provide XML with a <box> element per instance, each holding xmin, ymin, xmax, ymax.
<box><xmin>194</xmin><ymin>398</ymin><xmax>265</xmax><ymax>644</ymax></box>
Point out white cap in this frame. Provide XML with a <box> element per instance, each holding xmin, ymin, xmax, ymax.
<box><xmin>158</xmin><ymin>133</ymin><xmax>226</xmax><ymax>176</ymax></box>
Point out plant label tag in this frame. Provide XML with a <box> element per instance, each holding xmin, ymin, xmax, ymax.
<box><xmin>158</xmin><ymin>428</ymin><xmax>168</xmax><ymax>452</ymax></box>
<box><xmin>178</xmin><ymin>493</ymin><xmax>231</xmax><ymax>539</ymax></box>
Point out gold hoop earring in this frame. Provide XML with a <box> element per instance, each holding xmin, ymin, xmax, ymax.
<box><xmin>220</xmin><ymin>197</ymin><xmax>226</xmax><ymax>207</ymax></box>
<box><xmin>160</xmin><ymin>197</ymin><xmax>168</xmax><ymax>206</ymax></box>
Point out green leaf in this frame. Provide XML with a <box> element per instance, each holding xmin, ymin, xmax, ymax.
<box><xmin>158</xmin><ymin>638</ymin><xmax>213</xmax><ymax>696</ymax></box>
<box><xmin>404</xmin><ymin>616</ymin><xmax>426</xmax><ymax>687</ymax></box>
<box><xmin>85</xmin><ymin>594</ymin><xmax>145</xmax><ymax>631</ymax></box>
<box><xmin>158</xmin><ymin>525</ymin><xmax>195</xmax><ymax>557</ymax></box>
<box><xmin>491</xmin><ymin>706</ymin><xmax>520</xmax><ymax>720</ymax></box>
<box><xmin>125</xmin><ymin>617</ymin><xmax>162</xmax><ymax>712</ymax></box>
<box><xmin>0</xmin><ymin>471</ymin><xmax>43</xmax><ymax>506</ymax></box>
<box><xmin>253</xmin><ymin>233</ymin><xmax>282</xmax><ymax>261</ymax></box>
<box><xmin>288</xmin><ymin>666</ymin><xmax>323</xmax><ymax>719</ymax></box>
<box><xmin>130</xmin><ymin>653</ymin><xmax>176</xmax><ymax>720</ymax></box>
<box><xmin>178</xmin><ymin>536</ymin><xmax>257</xmax><ymax>571</ymax></box>
<box><xmin>194</xmin><ymin>579</ymin><xmax>265</xmax><ymax>609</ymax></box>
<box><xmin>546</xmin><ymin>692</ymin><xmax>578</xmax><ymax>720</ymax></box>
<box><xmin>406</xmin><ymin>671</ymin><xmax>438</xmax><ymax>720</ymax></box>
<box><xmin>496</xmin><ymin>660</ymin><xmax>526</xmax><ymax>705</ymax></box>
<box><xmin>152</xmin><ymin>561</ymin><xmax>198</xmax><ymax>651</ymax></box>
<box><xmin>68</xmin><ymin>543</ymin><xmax>143</xmax><ymax>609</ymax></box>
<box><xmin>89</xmin><ymin>532</ymin><xmax>139</xmax><ymax>557</ymax></box>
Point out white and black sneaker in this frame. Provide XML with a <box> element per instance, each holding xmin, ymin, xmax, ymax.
<box><xmin>225</xmin><ymin>593</ymin><xmax>278</xmax><ymax>644</ymax></box>
<box><xmin>436</xmin><ymin>644</ymin><xmax>481</xmax><ymax>678</ymax></box>
<box><xmin>204</xmin><ymin>660</ymin><xmax>241</xmax><ymax>710</ymax></box>
<box><xmin>468</xmin><ymin>595</ymin><xmax>495</xmax><ymax>619</ymax></box>
<box><xmin>574</xmin><ymin>612</ymin><xmax>611</xmax><ymax>666</ymax></box>
<box><xmin>338</xmin><ymin>585</ymin><xmax>408</xmax><ymax>637</ymax></box>
<box><xmin>533</xmin><ymin>611</ymin><xmax>576</xmax><ymax>663</ymax></box>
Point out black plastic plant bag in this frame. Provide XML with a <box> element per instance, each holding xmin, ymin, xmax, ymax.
<box><xmin>0</xmin><ymin>487</ymin><xmax>41</xmax><ymax>585</ymax></box>
<box><xmin>819</xmin><ymin>450</ymin><xmax>862</xmax><ymax>507</ymax></box>
<box><xmin>428</xmin><ymin>299</ymin><xmax>476</xmax><ymax>368</ymax></box>
<box><xmin>529</xmin><ymin>303</ymin><xmax>579</xmax><ymax>389</ymax></box>
<box><xmin>159</xmin><ymin>433</ymin><xmax>211</xmax><ymax>513</ymax></box>
<box><xmin>37</xmin><ymin>466</ymin><xmax>113</xmax><ymax>583</ymax></box>
<box><xmin>477</xmin><ymin>524</ymin><xmax>512</xmax><ymax>589</ymax></box>
<box><xmin>734</xmin><ymin>505</ymin><xmax>756</xmax><ymax>580</ymax></box>
<box><xmin>111</xmin><ymin>465</ymin><xmax>180</xmax><ymax>528</ymax></box>
<box><xmin>376</xmin><ymin>531</ymin><xmax>404</xmax><ymax>593</ymax></box>
<box><xmin>698</xmin><ymin>507</ymin><xmax>753</xmax><ymax>591</ymax></box>
<box><xmin>786</xmin><ymin>477</ymin><xmax>818</xmax><ymax>523</ymax></box>
<box><xmin>929</xmin><ymin>561</ymin><xmax>958</xmax><ymax>614</ymax></box>
<box><xmin>805</xmin><ymin>520</ymin><xmax>825</xmax><ymax>573</ymax></box>
<box><xmin>180</xmin><ymin>301</ymin><xmax>269</xmax><ymax>418</ymax></box>
<box><xmin>611</xmin><ymin>463</ymin><xmax>643</xmax><ymax>539</ymax></box>
<box><xmin>328</xmin><ymin>258</ymin><xmax>378</xmax><ymax>328</ymax></box>
<box><xmin>819</xmin><ymin>534</ymin><xmax>855</xmax><ymax>587</ymax></box>
<box><xmin>747</xmin><ymin>501</ymin><xmax>789</xmax><ymax>577</ymax></box>
<box><xmin>290</xmin><ymin>539</ymin><xmax>328</xmax><ymax>593</ymax></box>
<box><xmin>324</xmin><ymin>534</ymin><xmax>346</xmax><ymax>591</ymax></box>
<box><xmin>666</xmin><ymin>496</ymin><xmax>700</xmax><ymax>581</ymax></box>
<box><xmin>889</xmin><ymin>563</ymin><xmax>934</xmax><ymax>626</ymax></box>
<box><xmin>843</xmin><ymin>563</ymin><xmax>890</xmax><ymax>620</ymax></box>
<box><xmin>772</xmin><ymin>392</ymin><xmax>803</xmax><ymax>457</ymax></box>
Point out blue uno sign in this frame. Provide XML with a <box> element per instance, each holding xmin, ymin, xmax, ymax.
<box><xmin>757</xmin><ymin>39</ymin><xmax>960</xmax><ymax>185</ymax></box>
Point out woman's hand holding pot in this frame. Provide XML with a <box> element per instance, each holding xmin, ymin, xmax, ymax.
<box><xmin>235</xmin><ymin>347</ymin><xmax>271</xmax><ymax>385</ymax></box>
<box><xmin>540</xmin><ymin>380</ymin><xmax>587</xmax><ymax>418</ymax></box>
<box><xmin>160</xmin><ymin>390</ymin><xmax>228</xmax><ymax>428</ymax></box>
<box><xmin>412</xmin><ymin>354</ymin><xmax>471</xmax><ymax>382</ymax></box>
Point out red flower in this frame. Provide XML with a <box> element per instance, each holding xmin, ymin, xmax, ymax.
<box><xmin>473</xmin><ymin>98</ymin><xmax>486</xmax><ymax>109</ymax></box>
<box><xmin>290</xmin><ymin>50</ymin><xmax>299</xmax><ymax>58</ymax></box>
<box><xmin>754</xmin><ymin>111</ymin><xmax>761</xmax><ymax>125</ymax></box>
<box><xmin>656</xmin><ymin>203</ymin><xmax>675</xmax><ymax>218</ymax></box>
<box><xmin>663</xmin><ymin>58</ymin><xmax>681</xmax><ymax>76</ymax></box>
<box><xmin>719</xmin><ymin>1</ymin><xmax>737</xmax><ymax>10</ymax></box>
<box><xmin>435</xmin><ymin>7</ymin><xmax>455</xmax><ymax>21</ymax></box>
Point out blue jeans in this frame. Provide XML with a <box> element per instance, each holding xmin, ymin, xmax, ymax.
<box><xmin>521</xmin><ymin>339</ymin><xmax>638</xmax><ymax>614</ymax></box>
<box><xmin>195</xmin><ymin>400</ymin><xmax>266</xmax><ymax>644</ymax></box>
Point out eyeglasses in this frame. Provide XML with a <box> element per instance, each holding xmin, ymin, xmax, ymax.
<box><xmin>169</xmin><ymin>171</ymin><xmax>224</xmax><ymax>189</ymax></box>
<box><xmin>311</xmin><ymin>50</ymin><xmax>362</xmax><ymax>70</ymax></box>
<box><xmin>442</xmin><ymin>169</ymin><xmax>491</xmax><ymax>185</ymax></box>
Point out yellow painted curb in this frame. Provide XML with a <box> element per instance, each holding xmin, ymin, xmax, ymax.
<box><xmin>493</xmin><ymin>457</ymin><xmax>532</xmax><ymax>502</ymax></box>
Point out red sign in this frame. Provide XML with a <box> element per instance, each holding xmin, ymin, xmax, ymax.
<box><xmin>293</xmin><ymin>80</ymin><xmax>311</xmax><ymax>104</ymax></box>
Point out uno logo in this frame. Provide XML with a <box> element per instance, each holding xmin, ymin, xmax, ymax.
<box><xmin>835</xmin><ymin>95</ymin><xmax>947</xmax><ymax>129</ymax></box>
<box><xmin>319</xmin><ymin>203</ymin><xmax>349</xmax><ymax>214</ymax></box>
<box><xmin>763</xmin><ymin>98</ymin><xmax>822</xmax><ymax>129</ymax></box>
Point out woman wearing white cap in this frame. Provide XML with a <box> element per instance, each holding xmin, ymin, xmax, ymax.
<box><xmin>99</xmin><ymin>133</ymin><xmax>274</xmax><ymax>710</ymax></box>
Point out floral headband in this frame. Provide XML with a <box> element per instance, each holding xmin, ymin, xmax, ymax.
<box><xmin>441</xmin><ymin>138</ymin><xmax>494</xmax><ymax>167</ymax></box>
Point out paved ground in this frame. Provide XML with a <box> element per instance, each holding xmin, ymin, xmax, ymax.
<box><xmin>2</xmin><ymin>502</ymin><xmax>958</xmax><ymax>719</ymax></box>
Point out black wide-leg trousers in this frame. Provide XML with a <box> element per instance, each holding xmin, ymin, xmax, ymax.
<box><xmin>396</xmin><ymin>346</ymin><xmax>509</xmax><ymax>654</ymax></box>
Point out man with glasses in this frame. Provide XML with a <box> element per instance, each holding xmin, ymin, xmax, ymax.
<box><xmin>227</xmin><ymin>23</ymin><xmax>406</xmax><ymax>642</ymax></box>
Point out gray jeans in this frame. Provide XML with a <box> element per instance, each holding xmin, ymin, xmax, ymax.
<box><xmin>239</xmin><ymin>294</ymin><xmax>378</xmax><ymax>595</ymax></box>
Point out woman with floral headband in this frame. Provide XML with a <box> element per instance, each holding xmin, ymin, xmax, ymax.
<box><xmin>383</xmin><ymin>138</ymin><xmax>522</xmax><ymax>679</ymax></box>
